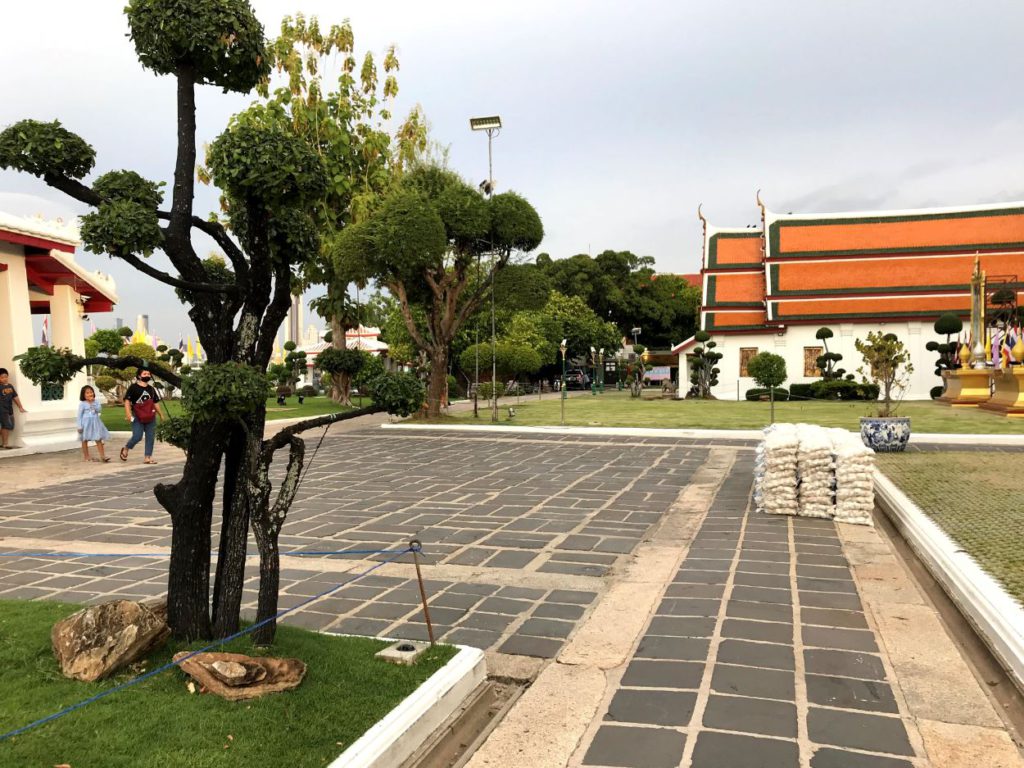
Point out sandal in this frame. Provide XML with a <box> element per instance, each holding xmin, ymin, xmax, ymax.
<box><xmin>100</xmin><ymin>457</ymin><xmax>111</xmax><ymax>463</ymax></box>
<box><xmin>119</xmin><ymin>447</ymin><xmax>129</xmax><ymax>462</ymax></box>
<box><xmin>144</xmin><ymin>459</ymin><xmax>158</xmax><ymax>464</ymax></box>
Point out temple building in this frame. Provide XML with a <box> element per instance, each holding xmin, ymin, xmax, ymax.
<box><xmin>0</xmin><ymin>212</ymin><xmax>117</xmax><ymax>452</ymax></box>
<box><xmin>674</xmin><ymin>197</ymin><xmax>1024</xmax><ymax>400</ymax></box>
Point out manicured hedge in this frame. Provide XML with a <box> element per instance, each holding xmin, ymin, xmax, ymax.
<box><xmin>745</xmin><ymin>387</ymin><xmax>790</xmax><ymax>402</ymax></box>
<box><xmin>810</xmin><ymin>380</ymin><xmax>879</xmax><ymax>401</ymax></box>
<box><xmin>789</xmin><ymin>383</ymin><xmax>814</xmax><ymax>400</ymax></box>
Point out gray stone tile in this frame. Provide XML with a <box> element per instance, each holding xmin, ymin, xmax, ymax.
<box><xmin>690</xmin><ymin>731</ymin><xmax>798</xmax><ymax>768</ymax></box>
<box><xmin>656</xmin><ymin>597</ymin><xmax>721</xmax><ymax>617</ymax></box>
<box><xmin>804</xmin><ymin>649</ymin><xmax>886</xmax><ymax>681</ymax></box>
<box><xmin>663</xmin><ymin>583</ymin><xmax>726</xmax><ymax>600</ymax></box>
<box><xmin>496</xmin><ymin>586</ymin><xmax>546</xmax><ymax>600</ymax></box>
<box><xmin>703</xmin><ymin>693</ymin><xmax>798</xmax><ymax>738</ymax></box>
<box><xmin>331</xmin><ymin>617</ymin><xmax>391</xmax><ymax>637</ymax></box>
<box><xmin>477</xmin><ymin>596</ymin><xmax>533</xmax><ymax>615</ymax></box>
<box><xmin>430</xmin><ymin>591</ymin><xmax>485</xmax><ymax>610</ymax></box>
<box><xmin>803</xmin><ymin>626</ymin><xmax>878</xmax><ymax>653</ymax></box>
<box><xmin>806</xmin><ymin>675</ymin><xmax>898</xmax><ymax>713</ymax></box>
<box><xmin>711</xmin><ymin>664</ymin><xmax>795</xmax><ymax>701</ymax></box>
<box><xmin>518</xmin><ymin>618</ymin><xmax>574</xmax><ymax>639</ymax></box>
<box><xmin>731</xmin><ymin>586</ymin><xmax>793</xmax><ymax>605</ymax></box>
<box><xmin>801</xmin><ymin>607</ymin><xmax>869</xmax><ymax>630</ymax></box>
<box><xmin>800</xmin><ymin>591</ymin><xmax>863</xmax><ymax>611</ymax></box>
<box><xmin>797</xmin><ymin>564</ymin><xmax>853</xmax><ymax>581</ymax></box>
<box><xmin>447</xmin><ymin>582</ymin><xmax>501</xmax><ymax>596</ymax></box>
<box><xmin>736</xmin><ymin>560</ymin><xmax>792</xmax><ymax>576</ymax></box>
<box><xmin>444</xmin><ymin>628</ymin><xmax>502</xmax><ymax>649</ymax></box>
<box><xmin>547</xmin><ymin>589</ymin><xmax>597</xmax><ymax>604</ymax></box>
<box><xmin>621</xmin><ymin>660</ymin><xmax>704</xmax><ymax>689</ymax></box>
<box><xmin>717</xmin><ymin>639</ymin><xmax>795</xmax><ymax>671</ymax></box>
<box><xmin>353</xmin><ymin>601</ymin><xmax>417</xmax><ymax>621</ymax></box>
<box><xmin>635</xmin><ymin>635</ymin><xmax>710</xmax><ymax>661</ymax></box>
<box><xmin>647</xmin><ymin>616</ymin><xmax>716</xmax><ymax>638</ymax></box>
<box><xmin>807</xmin><ymin>707</ymin><xmax>913</xmax><ymax>756</ymax></box>
<box><xmin>459</xmin><ymin>611</ymin><xmax>516</xmax><ymax>632</ymax></box>
<box><xmin>532</xmin><ymin>602</ymin><xmax>585</xmax><ymax>621</ymax></box>
<box><xmin>483</xmin><ymin>550</ymin><xmax>538</xmax><ymax>569</ymax></box>
<box><xmin>498</xmin><ymin>634</ymin><xmax>563</xmax><ymax>658</ymax></box>
<box><xmin>727</xmin><ymin>600</ymin><xmax>793</xmax><ymax>624</ymax></box>
<box><xmin>582</xmin><ymin>725</ymin><xmax>686</xmax><ymax>768</ymax></box>
<box><xmin>722</xmin><ymin>618</ymin><xmax>794</xmax><ymax>644</ymax></box>
<box><xmin>538</xmin><ymin>561</ymin><xmax>608</xmax><ymax>577</ymax></box>
<box><xmin>605</xmin><ymin>688</ymin><xmax>697</xmax><ymax>726</ymax></box>
<box><xmin>798</xmin><ymin>577</ymin><xmax>859</xmax><ymax>594</ymax></box>
<box><xmin>673</xmin><ymin>570</ymin><xmax>729</xmax><ymax>585</ymax></box>
<box><xmin>733</xmin><ymin>571</ymin><xmax>792</xmax><ymax>590</ymax></box>
<box><xmin>810</xmin><ymin>747</ymin><xmax>913</xmax><ymax>768</ymax></box>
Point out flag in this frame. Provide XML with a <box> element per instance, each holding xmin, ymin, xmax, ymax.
<box><xmin>89</xmin><ymin>319</ymin><xmax>97</xmax><ymax>335</ymax></box>
<box><xmin>186</xmin><ymin>336</ymin><xmax>194</xmax><ymax>363</ymax></box>
<box><xmin>177</xmin><ymin>335</ymin><xmax>185</xmax><ymax>353</ymax></box>
<box><xmin>40</xmin><ymin>317</ymin><xmax>49</xmax><ymax>346</ymax></box>
<box><xmin>195</xmin><ymin>340</ymin><xmax>204</xmax><ymax>362</ymax></box>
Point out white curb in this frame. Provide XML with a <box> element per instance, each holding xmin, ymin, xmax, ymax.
<box><xmin>330</xmin><ymin>644</ymin><xmax>486</xmax><ymax>768</ymax></box>
<box><xmin>874</xmin><ymin>470</ymin><xmax>1024</xmax><ymax>693</ymax></box>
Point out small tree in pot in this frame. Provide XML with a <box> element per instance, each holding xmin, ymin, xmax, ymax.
<box><xmin>855</xmin><ymin>331</ymin><xmax>914</xmax><ymax>452</ymax></box>
<box><xmin>747</xmin><ymin>351</ymin><xmax>787</xmax><ymax>423</ymax></box>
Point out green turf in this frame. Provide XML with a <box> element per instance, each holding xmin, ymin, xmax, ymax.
<box><xmin>100</xmin><ymin>395</ymin><xmax>368</xmax><ymax>432</ymax></box>
<box><xmin>0</xmin><ymin>599</ymin><xmax>455</xmax><ymax>767</ymax></box>
<box><xmin>448</xmin><ymin>390</ymin><xmax>1024</xmax><ymax>434</ymax></box>
<box><xmin>877</xmin><ymin>453</ymin><xmax>1024</xmax><ymax>603</ymax></box>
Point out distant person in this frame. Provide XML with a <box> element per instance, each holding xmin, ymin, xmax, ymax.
<box><xmin>0</xmin><ymin>367</ymin><xmax>27</xmax><ymax>449</ymax></box>
<box><xmin>77</xmin><ymin>385</ymin><xmax>111</xmax><ymax>462</ymax></box>
<box><xmin>120</xmin><ymin>370</ymin><xmax>164</xmax><ymax>464</ymax></box>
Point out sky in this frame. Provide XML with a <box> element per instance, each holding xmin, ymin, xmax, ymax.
<box><xmin>2</xmin><ymin>0</ymin><xmax>1024</xmax><ymax>341</ymax></box>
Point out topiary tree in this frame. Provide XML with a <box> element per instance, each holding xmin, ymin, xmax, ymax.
<box><xmin>856</xmin><ymin>331</ymin><xmax>913</xmax><ymax>417</ymax></box>
<box><xmin>688</xmin><ymin>331</ymin><xmax>721</xmax><ymax>398</ymax></box>
<box><xmin>2</xmin><ymin>0</ymin><xmax>424</xmax><ymax>643</ymax></box>
<box><xmin>814</xmin><ymin>327</ymin><xmax>845</xmax><ymax>380</ymax></box>
<box><xmin>930</xmin><ymin>313</ymin><xmax>964</xmax><ymax>396</ymax></box>
<box><xmin>314</xmin><ymin>347</ymin><xmax>365</xmax><ymax>406</ymax></box>
<box><xmin>747</xmin><ymin>352</ymin><xmax>787</xmax><ymax>423</ymax></box>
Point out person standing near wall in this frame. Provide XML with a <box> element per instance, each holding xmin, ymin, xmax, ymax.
<box><xmin>119</xmin><ymin>370</ymin><xmax>164</xmax><ymax>464</ymax></box>
<box><xmin>0</xmin><ymin>368</ymin><xmax>27</xmax><ymax>449</ymax></box>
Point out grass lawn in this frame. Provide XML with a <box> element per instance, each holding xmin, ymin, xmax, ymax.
<box><xmin>878</xmin><ymin>453</ymin><xmax>1024</xmax><ymax>604</ymax></box>
<box><xmin>0</xmin><ymin>599</ymin><xmax>455</xmax><ymax>767</ymax></box>
<box><xmin>448</xmin><ymin>390</ymin><xmax>1024</xmax><ymax>434</ymax></box>
<box><xmin>100</xmin><ymin>395</ymin><xmax>369</xmax><ymax>432</ymax></box>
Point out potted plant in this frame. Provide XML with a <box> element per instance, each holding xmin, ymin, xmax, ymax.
<box><xmin>855</xmin><ymin>331</ymin><xmax>914</xmax><ymax>452</ymax></box>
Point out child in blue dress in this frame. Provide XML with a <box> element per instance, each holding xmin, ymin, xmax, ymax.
<box><xmin>77</xmin><ymin>385</ymin><xmax>111</xmax><ymax>462</ymax></box>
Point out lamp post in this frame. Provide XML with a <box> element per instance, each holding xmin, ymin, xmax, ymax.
<box><xmin>598</xmin><ymin>348</ymin><xmax>605</xmax><ymax>393</ymax></box>
<box><xmin>590</xmin><ymin>346</ymin><xmax>597</xmax><ymax>395</ymax></box>
<box><xmin>631</xmin><ymin>326</ymin><xmax>641</xmax><ymax>347</ymax></box>
<box><xmin>560</xmin><ymin>338</ymin><xmax>567</xmax><ymax>425</ymax></box>
<box><xmin>470</xmin><ymin>115</ymin><xmax>502</xmax><ymax>423</ymax></box>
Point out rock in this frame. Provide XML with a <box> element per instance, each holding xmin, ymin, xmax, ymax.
<box><xmin>174</xmin><ymin>652</ymin><xmax>306</xmax><ymax>701</ymax></box>
<box><xmin>51</xmin><ymin>599</ymin><xmax>170</xmax><ymax>682</ymax></box>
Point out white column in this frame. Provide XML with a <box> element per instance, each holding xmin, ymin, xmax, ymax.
<box><xmin>51</xmin><ymin>283</ymin><xmax>88</xmax><ymax>397</ymax></box>
<box><xmin>0</xmin><ymin>244</ymin><xmax>41</xmax><ymax>447</ymax></box>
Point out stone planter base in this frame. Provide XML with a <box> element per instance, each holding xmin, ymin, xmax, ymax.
<box><xmin>938</xmin><ymin>368</ymin><xmax>992</xmax><ymax>407</ymax></box>
<box><xmin>860</xmin><ymin>416</ymin><xmax>911</xmax><ymax>453</ymax></box>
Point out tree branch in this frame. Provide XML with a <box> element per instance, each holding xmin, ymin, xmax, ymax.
<box><xmin>263</xmin><ymin>404</ymin><xmax>385</xmax><ymax>453</ymax></box>
<box><xmin>390</xmin><ymin>281</ymin><xmax>430</xmax><ymax>351</ymax></box>
<box><xmin>77</xmin><ymin>356</ymin><xmax>182</xmax><ymax>387</ymax></box>
<box><xmin>116</xmin><ymin>251</ymin><xmax>239</xmax><ymax>294</ymax></box>
<box><xmin>42</xmin><ymin>172</ymin><xmax>102</xmax><ymax>207</ymax></box>
<box><xmin>156</xmin><ymin>211</ymin><xmax>250</xmax><ymax>285</ymax></box>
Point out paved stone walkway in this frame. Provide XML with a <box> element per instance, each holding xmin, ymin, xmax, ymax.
<box><xmin>578</xmin><ymin>454</ymin><xmax>918</xmax><ymax>767</ymax></box>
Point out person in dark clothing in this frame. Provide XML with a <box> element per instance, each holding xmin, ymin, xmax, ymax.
<box><xmin>119</xmin><ymin>370</ymin><xmax>164</xmax><ymax>464</ymax></box>
<box><xmin>0</xmin><ymin>368</ymin><xmax>27</xmax><ymax>449</ymax></box>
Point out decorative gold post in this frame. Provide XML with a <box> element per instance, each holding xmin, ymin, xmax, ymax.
<box><xmin>939</xmin><ymin>256</ymin><xmax>992</xmax><ymax>406</ymax></box>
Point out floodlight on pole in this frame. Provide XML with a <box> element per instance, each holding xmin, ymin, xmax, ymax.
<box><xmin>560</xmin><ymin>339</ymin><xmax>568</xmax><ymax>426</ymax></box>
<box><xmin>471</xmin><ymin>115</ymin><xmax>502</xmax><ymax>422</ymax></box>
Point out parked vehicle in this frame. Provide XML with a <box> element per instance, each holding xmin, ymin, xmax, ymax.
<box><xmin>563</xmin><ymin>370</ymin><xmax>590</xmax><ymax>390</ymax></box>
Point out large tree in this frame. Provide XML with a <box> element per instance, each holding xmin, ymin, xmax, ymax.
<box><xmin>340</xmin><ymin>166</ymin><xmax>543</xmax><ymax>417</ymax></box>
<box><xmin>0</xmin><ymin>0</ymin><xmax>422</xmax><ymax>643</ymax></box>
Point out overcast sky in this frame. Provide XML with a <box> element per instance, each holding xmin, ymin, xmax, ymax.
<box><xmin>3</xmin><ymin>1</ymin><xmax>1024</xmax><ymax>341</ymax></box>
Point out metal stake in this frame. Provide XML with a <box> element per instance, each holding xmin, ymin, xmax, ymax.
<box><xmin>410</xmin><ymin>540</ymin><xmax>435</xmax><ymax>645</ymax></box>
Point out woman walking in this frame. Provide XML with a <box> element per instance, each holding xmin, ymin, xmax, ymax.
<box><xmin>119</xmin><ymin>370</ymin><xmax>164</xmax><ymax>464</ymax></box>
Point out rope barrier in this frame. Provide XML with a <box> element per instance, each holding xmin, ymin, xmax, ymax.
<box><xmin>0</xmin><ymin>543</ymin><xmax>422</xmax><ymax>744</ymax></box>
<box><xmin>0</xmin><ymin>547</ymin><xmax>412</xmax><ymax>559</ymax></box>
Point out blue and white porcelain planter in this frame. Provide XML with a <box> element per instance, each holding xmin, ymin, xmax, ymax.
<box><xmin>860</xmin><ymin>416</ymin><xmax>911</xmax><ymax>453</ymax></box>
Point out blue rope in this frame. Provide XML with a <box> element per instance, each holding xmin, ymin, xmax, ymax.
<box><xmin>0</xmin><ymin>544</ymin><xmax>420</xmax><ymax>743</ymax></box>
<box><xmin>0</xmin><ymin>548</ymin><xmax>410</xmax><ymax>559</ymax></box>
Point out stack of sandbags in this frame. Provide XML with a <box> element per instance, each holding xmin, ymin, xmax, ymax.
<box><xmin>828</xmin><ymin>429</ymin><xmax>875</xmax><ymax>526</ymax></box>
<box><xmin>754</xmin><ymin>423</ymin><xmax>799</xmax><ymax>516</ymax></box>
<box><xmin>796</xmin><ymin>424</ymin><xmax>835</xmax><ymax>519</ymax></box>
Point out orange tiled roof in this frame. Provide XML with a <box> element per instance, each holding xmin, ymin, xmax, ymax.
<box><xmin>772</xmin><ymin>294</ymin><xmax>973</xmax><ymax>322</ymax></box>
<box><xmin>706</xmin><ymin>272</ymin><xmax>764</xmax><ymax>306</ymax></box>
<box><xmin>706</xmin><ymin>231</ymin><xmax>761</xmax><ymax>269</ymax></box>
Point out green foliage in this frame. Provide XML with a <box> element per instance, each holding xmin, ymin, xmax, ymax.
<box><xmin>175</xmin><ymin>255</ymin><xmax>235</xmax><ymax>304</ymax></box>
<box><xmin>0</xmin><ymin>119</ymin><xmax>95</xmax><ymax>180</ymax></box>
<box><xmin>182</xmin><ymin>362</ymin><xmax>268</xmax><ymax>422</ymax></box>
<box><xmin>314</xmin><ymin>347</ymin><xmax>365</xmax><ymax>376</ymax></box>
<box><xmin>14</xmin><ymin>346</ymin><xmax>80</xmax><ymax>385</ymax></box>
<box><xmin>476</xmin><ymin>381</ymin><xmax>502</xmax><ymax>402</ymax></box>
<box><xmin>80</xmin><ymin>198</ymin><xmax>162</xmax><ymax>257</ymax></box>
<box><xmin>283</xmin><ymin>341</ymin><xmax>297</xmax><ymax>352</ymax></box>
<box><xmin>458</xmin><ymin>342</ymin><xmax>542</xmax><ymax>380</ymax></box>
<box><xmin>363</xmin><ymin>372</ymin><xmax>425</xmax><ymax>416</ymax></box>
<box><xmin>207</xmin><ymin>109</ymin><xmax>327</xmax><ymax>210</ymax></box>
<box><xmin>93</xmin><ymin>169</ymin><xmax>164</xmax><ymax>207</ymax></box>
<box><xmin>747</xmin><ymin>352</ymin><xmax>787</xmax><ymax>390</ymax></box>
<box><xmin>156</xmin><ymin>415</ymin><xmax>193</xmax><ymax>449</ymax></box>
<box><xmin>930</xmin><ymin>385</ymin><xmax>945</xmax><ymax>400</ymax></box>
<box><xmin>789</xmin><ymin>383</ymin><xmax>814</xmax><ymax>401</ymax></box>
<box><xmin>125</xmin><ymin>0</ymin><xmax>270</xmax><ymax>92</ymax></box>
<box><xmin>934</xmin><ymin>312</ymin><xmax>963</xmax><ymax>336</ymax></box>
<box><xmin>856</xmin><ymin>331</ymin><xmax>913</xmax><ymax>417</ymax></box>
<box><xmin>436</xmin><ymin>182</ymin><xmax>491</xmax><ymax>248</ymax></box>
<box><xmin>745</xmin><ymin>387</ymin><xmax>789</xmax><ymax>402</ymax></box>
<box><xmin>366</xmin><ymin>187</ymin><xmax>447</xmax><ymax>280</ymax></box>
<box><xmin>488</xmin><ymin>192</ymin><xmax>544</xmax><ymax>253</ymax></box>
<box><xmin>815</xmin><ymin>327</ymin><xmax>834</xmax><ymax>340</ymax></box>
<box><xmin>353</xmin><ymin>353</ymin><xmax>385</xmax><ymax>392</ymax></box>
<box><xmin>540</xmin><ymin>292</ymin><xmax>620</xmax><ymax>361</ymax></box>
<box><xmin>694</xmin><ymin>330</ymin><xmax>711</xmax><ymax>343</ymax></box>
<box><xmin>809</xmin><ymin>379</ymin><xmax>879</xmax><ymax>401</ymax></box>
<box><xmin>688</xmin><ymin>337</ymin><xmax>721</xmax><ymax>399</ymax></box>
<box><xmin>106</xmin><ymin>342</ymin><xmax>160</xmax><ymax>383</ymax></box>
<box><xmin>94</xmin><ymin>375</ymin><xmax>118</xmax><ymax>397</ymax></box>
<box><xmin>493</xmin><ymin>263</ymin><xmax>552</xmax><ymax>313</ymax></box>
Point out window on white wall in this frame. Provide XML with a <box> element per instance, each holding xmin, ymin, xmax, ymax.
<box><xmin>739</xmin><ymin>347</ymin><xmax>758</xmax><ymax>377</ymax></box>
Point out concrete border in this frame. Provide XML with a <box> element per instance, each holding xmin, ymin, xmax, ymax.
<box><xmin>329</xmin><ymin>644</ymin><xmax>486</xmax><ymax>768</ymax></box>
<box><xmin>381</xmin><ymin>422</ymin><xmax>1024</xmax><ymax>445</ymax></box>
<box><xmin>874</xmin><ymin>469</ymin><xmax>1024</xmax><ymax>694</ymax></box>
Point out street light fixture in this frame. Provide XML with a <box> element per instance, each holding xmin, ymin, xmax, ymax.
<box><xmin>560</xmin><ymin>338</ymin><xmax>568</xmax><ymax>426</ymax></box>
<box><xmin>590</xmin><ymin>346</ymin><xmax>597</xmax><ymax>396</ymax></box>
<box><xmin>631</xmin><ymin>326</ymin><xmax>641</xmax><ymax>347</ymax></box>
<box><xmin>470</xmin><ymin>114</ymin><xmax>502</xmax><ymax>423</ymax></box>
<box><xmin>598</xmin><ymin>348</ymin><xmax>605</xmax><ymax>393</ymax></box>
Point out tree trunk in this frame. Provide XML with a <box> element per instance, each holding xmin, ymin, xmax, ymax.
<box><xmin>425</xmin><ymin>346</ymin><xmax>448</xmax><ymax>418</ymax></box>
<box><xmin>338</xmin><ymin>370</ymin><xmax>353</xmax><ymax>407</ymax></box>
<box><xmin>153</xmin><ymin>427</ymin><xmax>225</xmax><ymax>641</ymax></box>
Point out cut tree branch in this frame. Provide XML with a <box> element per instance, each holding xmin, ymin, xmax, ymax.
<box><xmin>117</xmin><ymin>251</ymin><xmax>239</xmax><ymax>294</ymax></box>
<box><xmin>77</xmin><ymin>355</ymin><xmax>182</xmax><ymax>388</ymax></box>
<box><xmin>263</xmin><ymin>404</ymin><xmax>385</xmax><ymax>454</ymax></box>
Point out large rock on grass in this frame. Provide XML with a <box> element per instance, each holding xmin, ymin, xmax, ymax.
<box><xmin>52</xmin><ymin>600</ymin><xmax>169</xmax><ymax>682</ymax></box>
<box><xmin>173</xmin><ymin>651</ymin><xmax>306</xmax><ymax>701</ymax></box>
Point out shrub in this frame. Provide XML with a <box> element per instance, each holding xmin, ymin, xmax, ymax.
<box><xmin>477</xmin><ymin>382</ymin><xmax>501</xmax><ymax>402</ymax></box>
<box><xmin>810</xmin><ymin>379</ymin><xmax>879</xmax><ymax>401</ymax></box>
<box><xmin>745</xmin><ymin>387</ymin><xmax>789</xmax><ymax>402</ymax></box>
<box><xmin>789</xmin><ymin>383</ymin><xmax>814</xmax><ymax>401</ymax></box>
<box><xmin>299</xmin><ymin>384</ymin><xmax>317</xmax><ymax>397</ymax></box>
<box><xmin>930</xmin><ymin>385</ymin><xmax>945</xmax><ymax>400</ymax></box>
